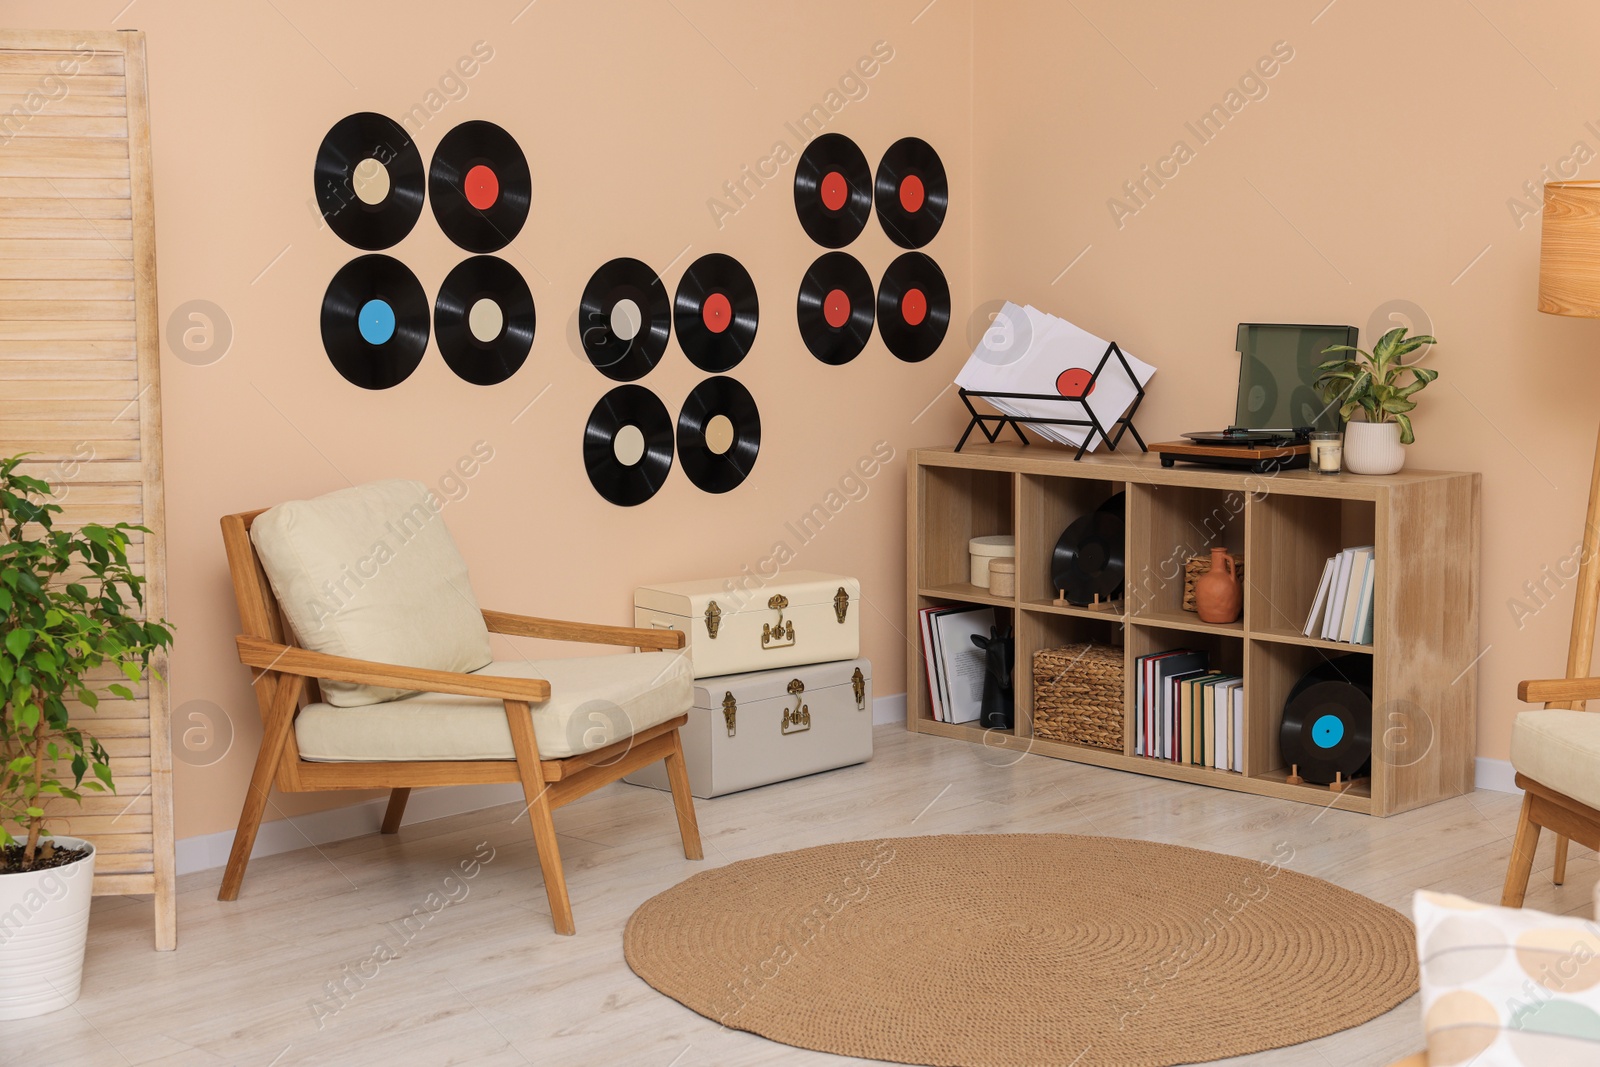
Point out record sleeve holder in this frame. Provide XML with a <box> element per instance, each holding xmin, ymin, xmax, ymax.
<box><xmin>955</xmin><ymin>340</ymin><xmax>1149</xmax><ymax>459</ymax></box>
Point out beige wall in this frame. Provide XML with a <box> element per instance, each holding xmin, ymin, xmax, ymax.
<box><xmin>7</xmin><ymin>0</ymin><xmax>1586</xmax><ymax>844</ymax></box>
<box><xmin>973</xmin><ymin>1</ymin><xmax>1600</xmax><ymax>775</ymax></box>
<box><xmin>4</xmin><ymin>0</ymin><xmax>976</xmax><ymax>839</ymax></box>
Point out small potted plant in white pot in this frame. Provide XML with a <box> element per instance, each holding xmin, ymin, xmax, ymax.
<box><xmin>0</xmin><ymin>455</ymin><xmax>172</xmax><ymax>1019</ymax></box>
<box><xmin>1317</xmin><ymin>326</ymin><xmax>1439</xmax><ymax>475</ymax></box>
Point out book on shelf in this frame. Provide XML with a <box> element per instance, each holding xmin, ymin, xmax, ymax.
<box><xmin>1303</xmin><ymin>545</ymin><xmax>1376</xmax><ymax>646</ymax></box>
<box><xmin>920</xmin><ymin>605</ymin><xmax>997</xmax><ymax>724</ymax></box>
<box><xmin>1133</xmin><ymin>649</ymin><xmax>1241</xmax><ymax>770</ymax></box>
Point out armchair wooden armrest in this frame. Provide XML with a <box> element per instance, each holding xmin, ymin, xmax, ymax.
<box><xmin>1386</xmin><ymin>1054</ymin><xmax>1427</xmax><ymax>1067</ymax></box>
<box><xmin>1519</xmin><ymin>677</ymin><xmax>1600</xmax><ymax>704</ymax></box>
<box><xmin>482</xmin><ymin>609</ymin><xmax>685</xmax><ymax>651</ymax></box>
<box><xmin>234</xmin><ymin>635</ymin><xmax>552</xmax><ymax>702</ymax></box>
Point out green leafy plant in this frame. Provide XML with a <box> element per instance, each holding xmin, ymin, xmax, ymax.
<box><xmin>0</xmin><ymin>455</ymin><xmax>172</xmax><ymax>871</ymax></box>
<box><xmin>1316</xmin><ymin>327</ymin><xmax>1440</xmax><ymax>445</ymax></box>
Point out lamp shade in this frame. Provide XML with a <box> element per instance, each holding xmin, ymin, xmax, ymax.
<box><xmin>1540</xmin><ymin>181</ymin><xmax>1600</xmax><ymax>317</ymax></box>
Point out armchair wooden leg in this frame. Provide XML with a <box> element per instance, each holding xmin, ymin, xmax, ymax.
<box><xmin>504</xmin><ymin>700</ymin><xmax>576</xmax><ymax>935</ymax></box>
<box><xmin>1502</xmin><ymin>792</ymin><xmax>1542</xmax><ymax>908</ymax></box>
<box><xmin>381</xmin><ymin>788</ymin><xmax>410</xmax><ymax>834</ymax></box>
<box><xmin>663</xmin><ymin>728</ymin><xmax>703</xmax><ymax>862</ymax></box>
<box><xmin>1554</xmin><ymin>834</ymin><xmax>1570</xmax><ymax>886</ymax></box>
<box><xmin>219</xmin><ymin>673</ymin><xmax>301</xmax><ymax>902</ymax></box>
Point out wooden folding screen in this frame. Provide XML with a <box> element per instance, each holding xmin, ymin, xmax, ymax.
<box><xmin>0</xmin><ymin>29</ymin><xmax>174</xmax><ymax>949</ymax></box>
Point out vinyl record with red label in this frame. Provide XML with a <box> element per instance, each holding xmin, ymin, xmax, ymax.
<box><xmin>580</xmin><ymin>257</ymin><xmax>671</xmax><ymax>381</ymax></box>
<box><xmin>314</xmin><ymin>113</ymin><xmax>426</xmax><ymax>250</ymax></box>
<box><xmin>320</xmin><ymin>254</ymin><xmax>430</xmax><ymax>390</ymax></box>
<box><xmin>877</xmin><ymin>251</ymin><xmax>950</xmax><ymax>363</ymax></box>
<box><xmin>794</xmin><ymin>133</ymin><xmax>873</xmax><ymax>248</ymax></box>
<box><xmin>674</xmin><ymin>253</ymin><xmax>758</xmax><ymax>373</ymax></box>
<box><xmin>583</xmin><ymin>384</ymin><xmax>674</xmax><ymax>507</ymax></box>
<box><xmin>434</xmin><ymin>255</ymin><xmax>535</xmax><ymax>386</ymax></box>
<box><xmin>875</xmin><ymin>137</ymin><xmax>948</xmax><ymax>249</ymax></box>
<box><xmin>428</xmin><ymin>120</ymin><xmax>531</xmax><ymax>253</ymax></box>
<box><xmin>677</xmin><ymin>375</ymin><xmax>760</xmax><ymax>494</ymax></box>
<box><xmin>797</xmin><ymin>252</ymin><xmax>874</xmax><ymax>366</ymax></box>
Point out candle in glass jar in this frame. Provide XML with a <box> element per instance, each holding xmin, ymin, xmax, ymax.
<box><xmin>1309</xmin><ymin>430</ymin><xmax>1342</xmax><ymax>474</ymax></box>
<box><xmin>1317</xmin><ymin>440</ymin><xmax>1342</xmax><ymax>473</ymax></box>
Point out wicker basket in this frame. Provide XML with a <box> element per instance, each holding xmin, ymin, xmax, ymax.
<box><xmin>1182</xmin><ymin>552</ymin><xmax>1243</xmax><ymax>612</ymax></box>
<box><xmin>1033</xmin><ymin>643</ymin><xmax>1124</xmax><ymax>750</ymax></box>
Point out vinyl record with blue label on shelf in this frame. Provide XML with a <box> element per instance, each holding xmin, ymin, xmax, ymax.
<box><xmin>320</xmin><ymin>254</ymin><xmax>430</xmax><ymax>389</ymax></box>
<box><xmin>1279</xmin><ymin>654</ymin><xmax>1373</xmax><ymax>786</ymax></box>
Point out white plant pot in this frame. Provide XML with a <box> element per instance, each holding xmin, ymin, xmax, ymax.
<box><xmin>0</xmin><ymin>835</ymin><xmax>96</xmax><ymax>1020</ymax></box>
<box><xmin>1342</xmin><ymin>421</ymin><xmax>1406</xmax><ymax>475</ymax></box>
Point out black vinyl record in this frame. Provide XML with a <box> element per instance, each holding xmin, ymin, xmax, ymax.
<box><xmin>674</xmin><ymin>253</ymin><xmax>759</xmax><ymax>373</ymax></box>
<box><xmin>428</xmin><ymin>120</ymin><xmax>531</xmax><ymax>253</ymax></box>
<box><xmin>434</xmin><ymin>255</ymin><xmax>535</xmax><ymax>386</ymax></box>
<box><xmin>877</xmin><ymin>251</ymin><xmax>951</xmax><ymax>363</ymax></box>
<box><xmin>875</xmin><ymin>136</ymin><xmax>948</xmax><ymax>248</ymax></box>
<box><xmin>583</xmin><ymin>385</ymin><xmax>674</xmax><ymax>507</ymax></box>
<box><xmin>794</xmin><ymin>133</ymin><xmax>873</xmax><ymax>248</ymax></box>
<box><xmin>1279</xmin><ymin>656</ymin><xmax>1374</xmax><ymax>786</ymax></box>
<box><xmin>677</xmin><ymin>375</ymin><xmax>760</xmax><ymax>494</ymax></box>
<box><xmin>580</xmin><ymin>258</ymin><xmax>671</xmax><ymax>381</ymax></box>
<box><xmin>320</xmin><ymin>255</ymin><xmax>430</xmax><ymax>390</ymax></box>
<box><xmin>1051</xmin><ymin>492</ymin><xmax>1126</xmax><ymax>605</ymax></box>
<box><xmin>313</xmin><ymin>112</ymin><xmax>425</xmax><ymax>250</ymax></box>
<box><xmin>797</xmin><ymin>251</ymin><xmax>874</xmax><ymax>366</ymax></box>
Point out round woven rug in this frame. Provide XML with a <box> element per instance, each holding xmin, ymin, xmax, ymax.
<box><xmin>625</xmin><ymin>834</ymin><xmax>1418</xmax><ymax>1066</ymax></box>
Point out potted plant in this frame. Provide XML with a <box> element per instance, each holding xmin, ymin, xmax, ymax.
<box><xmin>1317</xmin><ymin>327</ymin><xmax>1439</xmax><ymax>475</ymax></box>
<box><xmin>0</xmin><ymin>456</ymin><xmax>172</xmax><ymax>1019</ymax></box>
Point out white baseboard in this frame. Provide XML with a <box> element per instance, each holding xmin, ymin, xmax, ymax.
<box><xmin>1476</xmin><ymin>756</ymin><xmax>1520</xmax><ymax>795</ymax></box>
<box><xmin>872</xmin><ymin>692</ymin><xmax>905</xmax><ymax>726</ymax></box>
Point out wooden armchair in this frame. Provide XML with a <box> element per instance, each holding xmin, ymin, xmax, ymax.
<box><xmin>218</xmin><ymin>491</ymin><xmax>702</xmax><ymax>935</ymax></box>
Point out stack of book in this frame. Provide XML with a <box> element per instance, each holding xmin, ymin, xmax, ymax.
<box><xmin>1133</xmin><ymin>649</ymin><xmax>1243</xmax><ymax>771</ymax></box>
<box><xmin>919</xmin><ymin>605</ymin><xmax>999</xmax><ymax>724</ymax></box>
<box><xmin>1303</xmin><ymin>546</ymin><xmax>1376</xmax><ymax>644</ymax></box>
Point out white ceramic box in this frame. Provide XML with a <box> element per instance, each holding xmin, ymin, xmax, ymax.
<box><xmin>634</xmin><ymin>571</ymin><xmax>861</xmax><ymax>679</ymax></box>
<box><xmin>626</xmin><ymin>657</ymin><xmax>872</xmax><ymax>799</ymax></box>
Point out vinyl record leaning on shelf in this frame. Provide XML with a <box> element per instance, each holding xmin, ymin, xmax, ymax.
<box><xmin>877</xmin><ymin>251</ymin><xmax>950</xmax><ymax>363</ymax></box>
<box><xmin>793</xmin><ymin>132</ymin><xmax>873</xmax><ymax>248</ymax></box>
<box><xmin>674</xmin><ymin>253</ymin><xmax>759</xmax><ymax>373</ymax></box>
<box><xmin>428</xmin><ymin>120</ymin><xmax>531</xmax><ymax>253</ymax></box>
<box><xmin>797</xmin><ymin>251</ymin><xmax>874</xmax><ymax>366</ymax></box>
<box><xmin>320</xmin><ymin>254</ymin><xmax>430</xmax><ymax>390</ymax></box>
<box><xmin>1279</xmin><ymin>656</ymin><xmax>1374</xmax><ymax>786</ymax></box>
<box><xmin>434</xmin><ymin>255</ymin><xmax>535</xmax><ymax>386</ymax></box>
<box><xmin>580</xmin><ymin>257</ymin><xmax>672</xmax><ymax>381</ymax></box>
<box><xmin>583</xmin><ymin>385</ymin><xmax>674</xmax><ymax>507</ymax></box>
<box><xmin>875</xmin><ymin>136</ymin><xmax>948</xmax><ymax>248</ymax></box>
<box><xmin>677</xmin><ymin>375</ymin><xmax>760</xmax><ymax>494</ymax></box>
<box><xmin>313</xmin><ymin>112</ymin><xmax>426</xmax><ymax>250</ymax></box>
<box><xmin>1050</xmin><ymin>491</ymin><xmax>1126</xmax><ymax>605</ymax></box>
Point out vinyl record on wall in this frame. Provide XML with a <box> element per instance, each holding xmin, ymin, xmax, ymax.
<box><xmin>580</xmin><ymin>257</ymin><xmax>672</xmax><ymax>381</ymax></box>
<box><xmin>794</xmin><ymin>133</ymin><xmax>873</xmax><ymax>248</ymax></box>
<box><xmin>320</xmin><ymin>254</ymin><xmax>430</xmax><ymax>389</ymax></box>
<box><xmin>313</xmin><ymin>112</ymin><xmax>426</xmax><ymax>250</ymax></box>
<box><xmin>583</xmin><ymin>384</ymin><xmax>674</xmax><ymax>507</ymax></box>
<box><xmin>877</xmin><ymin>251</ymin><xmax>950</xmax><ymax>363</ymax></box>
<box><xmin>1279</xmin><ymin>656</ymin><xmax>1374</xmax><ymax>786</ymax></box>
<box><xmin>677</xmin><ymin>375</ymin><xmax>760</xmax><ymax>494</ymax></box>
<box><xmin>428</xmin><ymin>120</ymin><xmax>531</xmax><ymax>253</ymax></box>
<box><xmin>875</xmin><ymin>136</ymin><xmax>948</xmax><ymax>248</ymax></box>
<box><xmin>674</xmin><ymin>253</ymin><xmax>759</xmax><ymax>373</ymax></box>
<box><xmin>434</xmin><ymin>255</ymin><xmax>536</xmax><ymax>386</ymax></box>
<box><xmin>1050</xmin><ymin>492</ymin><xmax>1126</xmax><ymax>605</ymax></box>
<box><xmin>797</xmin><ymin>251</ymin><xmax>874</xmax><ymax>366</ymax></box>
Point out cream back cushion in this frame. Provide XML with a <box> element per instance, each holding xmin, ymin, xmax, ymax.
<box><xmin>249</xmin><ymin>480</ymin><xmax>492</xmax><ymax>706</ymax></box>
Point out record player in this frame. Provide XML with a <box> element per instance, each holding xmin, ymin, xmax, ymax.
<box><xmin>1154</xmin><ymin>323</ymin><xmax>1357</xmax><ymax>473</ymax></box>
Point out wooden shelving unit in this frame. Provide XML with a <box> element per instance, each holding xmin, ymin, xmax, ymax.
<box><xmin>906</xmin><ymin>443</ymin><xmax>1480</xmax><ymax>817</ymax></box>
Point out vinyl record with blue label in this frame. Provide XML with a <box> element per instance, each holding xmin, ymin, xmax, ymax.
<box><xmin>1279</xmin><ymin>655</ymin><xmax>1373</xmax><ymax>785</ymax></box>
<box><xmin>320</xmin><ymin>254</ymin><xmax>430</xmax><ymax>389</ymax></box>
<box><xmin>313</xmin><ymin>112</ymin><xmax>426</xmax><ymax>250</ymax></box>
<box><xmin>434</xmin><ymin>255</ymin><xmax>535</xmax><ymax>386</ymax></box>
<box><xmin>428</xmin><ymin>120</ymin><xmax>531</xmax><ymax>253</ymax></box>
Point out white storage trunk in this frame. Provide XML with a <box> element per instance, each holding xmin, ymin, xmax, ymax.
<box><xmin>634</xmin><ymin>571</ymin><xmax>860</xmax><ymax>679</ymax></box>
<box><xmin>627</xmin><ymin>658</ymin><xmax>872</xmax><ymax>798</ymax></box>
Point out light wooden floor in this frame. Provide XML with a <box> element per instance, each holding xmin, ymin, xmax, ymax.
<box><xmin>2</xmin><ymin>724</ymin><xmax>1589</xmax><ymax>1067</ymax></box>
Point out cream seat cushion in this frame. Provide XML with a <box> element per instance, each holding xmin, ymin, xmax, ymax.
<box><xmin>1510</xmin><ymin>709</ymin><xmax>1600</xmax><ymax>810</ymax></box>
<box><xmin>249</xmin><ymin>479</ymin><xmax>492</xmax><ymax>706</ymax></box>
<box><xmin>295</xmin><ymin>650</ymin><xmax>692</xmax><ymax>761</ymax></box>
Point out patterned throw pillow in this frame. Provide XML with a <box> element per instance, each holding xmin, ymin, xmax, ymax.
<box><xmin>1414</xmin><ymin>890</ymin><xmax>1600</xmax><ymax>1066</ymax></box>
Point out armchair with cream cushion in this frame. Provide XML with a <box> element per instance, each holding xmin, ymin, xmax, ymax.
<box><xmin>218</xmin><ymin>479</ymin><xmax>702</xmax><ymax>935</ymax></box>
